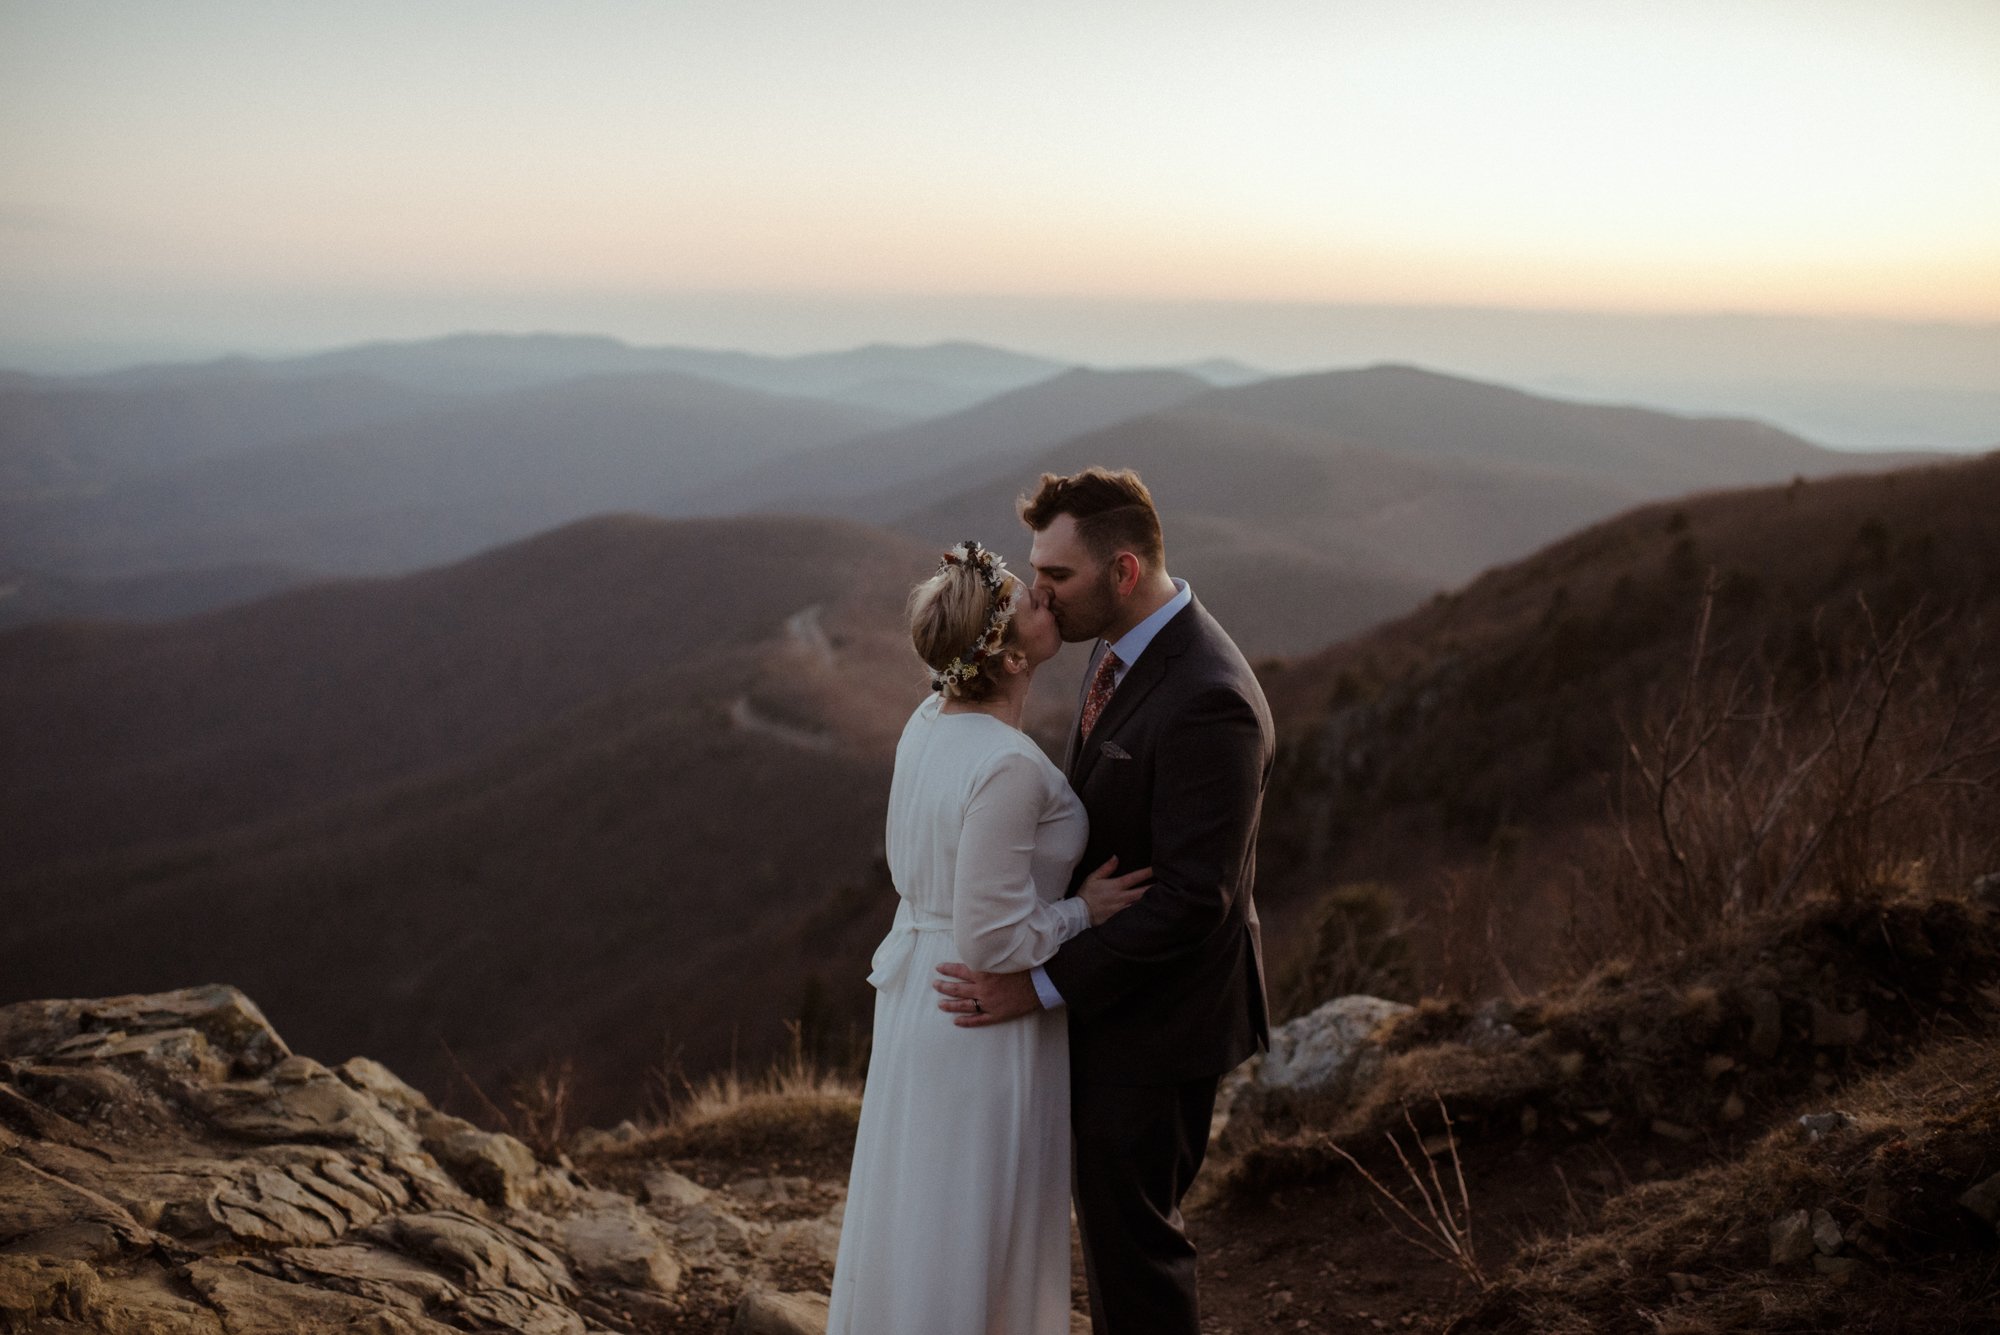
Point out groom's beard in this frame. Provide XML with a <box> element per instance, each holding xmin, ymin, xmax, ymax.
<box><xmin>1052</xmin><ymin>569</ymin><xmax>1121</xmax><ymax>643</ymax></box>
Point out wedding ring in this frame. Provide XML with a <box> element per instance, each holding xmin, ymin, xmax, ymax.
<box><xmin>972</xmin><ymin>999</ymin><xmax>984</xmax><ymax>1014</ymax></box>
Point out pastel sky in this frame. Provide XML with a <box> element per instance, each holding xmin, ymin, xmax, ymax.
<box><xmin>3</xmin><ymin>0</ymin><xmax>1999</xmax><ymax>369</ymax></box>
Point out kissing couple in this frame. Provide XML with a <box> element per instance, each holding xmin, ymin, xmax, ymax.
<box><xmin>826</xmin><ymin>467</ymin><xmax>1274</xmax><ymax>1334</ymax></box>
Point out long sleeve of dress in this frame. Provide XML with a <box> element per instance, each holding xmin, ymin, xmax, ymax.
<box><xmin>952</xmin><ymin>749</ymin><xmax>1091</xmax><ymax>974</ymax></box>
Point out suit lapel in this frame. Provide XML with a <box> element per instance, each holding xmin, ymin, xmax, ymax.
<box><xmin>1066</xmin><ymin>601</ymin><xmax>1199</xmax><ymax>788</ymax></box>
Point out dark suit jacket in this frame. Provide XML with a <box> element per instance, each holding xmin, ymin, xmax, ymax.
<box><xmin>1042</xmin><ymin>594</ymin><xmax>1273</xmax><ymax>1084</ymax></box>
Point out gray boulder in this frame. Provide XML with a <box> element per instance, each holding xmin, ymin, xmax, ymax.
<box><xmin>1212</xmin><ymin>994</ymin><xmax>1412</xmax><ymax>1144</ymax></box>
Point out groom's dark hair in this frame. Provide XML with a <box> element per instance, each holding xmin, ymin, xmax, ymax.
<box><xmin>1018</xmin><ymin>467</ymin><xmax>1164</xmax><ymax>570</ymax></box>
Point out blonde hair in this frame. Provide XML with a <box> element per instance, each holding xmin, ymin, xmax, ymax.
<box><xmin>909</xmin><ymin>561</ymin><xmax>1021</xmax><ymax>703</ymax></box>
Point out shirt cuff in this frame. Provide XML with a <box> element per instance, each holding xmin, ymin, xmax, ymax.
<box><xmin>1055</xmin><ymin>894</ymin><xmax>1091</xmax><ymax>941</ymax></box>
<box><xmin>1030</xmin><ymin>965</ymin><xmax>1066</xmax><ymax>1010</ymax></box>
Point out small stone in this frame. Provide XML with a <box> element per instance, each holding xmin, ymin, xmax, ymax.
<box><xmin>1770</xmin><ymin>1209</ymin><xmax>1815</xmax><ymax>1265</ymax></box>
<box><xmin>1555</xmin><ymin>1051</ymin><xmax>1586</xmax><ymax>1079</ymax></box>
<box><xmin>643</xmin><ymin>1168</ymin><xmax>713</xmax><ymax>1210</ymax></box>
<box><xmin>1703</xmin><ymin>1054</ymin><xmax>1737</xmax><ymax>1080</ymax></box>
<box><xmin>1811</xmin><ymin>1208</ymin><xmax>1843</xmax><ymax>1254</ymax></box>
<box><xmin>1811</xmin><ymin>1002</ymin><xmax>1867</xmax><ymax>1047</ymax></box>
<box><xmin>1959</xmin><ymin>1171</ymin><xmax>2000</xmax><ymax>1225</ymax></box>
<box><xmin>1813</xmin><ymin>1254</ymin><xmax>1858</xmax><ymax>1283</ymax></box>
<box><xmin>1579</xmin><ymin>1109</ymin><xmax>1613</xmax><ymax>1128</ymax></box>
<box><xmin>1797</xmin><ymin>1111</ymin><xmax>1859</xmax><ymax>1141</ymax></box>
<box><xmin>1971</xmin><ymin>871</ymin><xmax>2000</xmax><ymax>905</ymax></box>
<box><xmin>1650</xmin><ymin>1119</ymin><xmax>1698</xmax><ymax>1143</ymax></box>
<box><xmin>268</xmin><ymin>1055</ymin><xmax>326</xmax><ymax>1084</ymax></box>
<box><xmin>1745</xmin><ymin>989</ymin><xmax>1783</xmax><ymax>1058</ymax></box>
<box><xmin>732</xmin><ymin>1289</ymin><xmax>829</xmax><ymax>1335</ymax></box>
<box><xmin>1420</xmin><ymin>1133</ymin><xmax>1456</xmax><ymax>1158</ymax></box>
<box><xmin>1718</xmin><ymin>1093</ymin><xmax>1746</xmax><ymax>1123</ymax></box>
<box><xmin>430</xmin><ymin>1127</ymin><xmax>540</xmax><ymax>1210</ymax></box>
<box><xmin>562</xmin><ymin>1192</ymin><xmax>683</xmax><ymax>1295</ymax></box>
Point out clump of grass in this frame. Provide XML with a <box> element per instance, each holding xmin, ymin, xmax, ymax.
<box><xmin>581</xmin><ymin>1022</ymin><xmax>862</xmax><ymax>1163</ymax></box>
<box><xmin>1218</xmin><ymin>887</ymin><xmax>2000</xmax><ymax>1200</ymax></box>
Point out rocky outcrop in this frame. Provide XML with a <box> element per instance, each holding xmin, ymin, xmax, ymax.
<box><xmin>1211</xmin><ymin>994</ymin><xmax>1414</xmax><ymax>1147</ymax></box>
<box><xmin>0</xmin><ymin>985</ymin><xmax>822</xmax><ymax>1333</ymax></box>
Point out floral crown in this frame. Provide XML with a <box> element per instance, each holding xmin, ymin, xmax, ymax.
<box><xmin>931</xmin><ymin>540</ymin><xmax>1016</xmax><ymax>693</ymax></box>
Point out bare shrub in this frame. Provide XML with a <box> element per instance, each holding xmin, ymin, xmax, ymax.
<box><xmin>435</xmin><ymin>1041</ymin><xmax>577</xmax><ymax>1163</ymax></box>
<box><xmin>1273</xmin><ymin>881</ymin><xmax>1417</xmax><ymax>1018</ymax></box>
<box><xmin>1432</xmin><ymin>854</ymin><xmax>1530</xmax><ymax>1003</ymax></box>
<box><xmin>1325</xmin><ymin>1095</ymin><xmax>1488</xmax><ymax>1291</ymax></box>
<box><xmin>507</xmin><ymin>1057</ymin><xmax>576</xmax><ymax>1162</ymax></box>
<box><xmin>1563</xmin><ymin>582</ymin><xmax>2000</xmax><ymax>967</ymax></box>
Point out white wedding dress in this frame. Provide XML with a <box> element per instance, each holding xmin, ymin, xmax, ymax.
<box><xmin>826</xmin><ymin>693</ymin><xmax>1090</xmax><ymax>1335</ymax></box>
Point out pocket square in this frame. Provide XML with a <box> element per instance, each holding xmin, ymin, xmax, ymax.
<box><xmin>1098</xmin><ymin>741</ymin><xmax>1132</xmax><ymax>760</ymax></box>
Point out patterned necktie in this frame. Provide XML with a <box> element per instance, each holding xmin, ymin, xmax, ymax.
<box><xmin>1079</xmin><ymin>648</ymin><xmax>1121</xmax><ymax>741</ymax></box>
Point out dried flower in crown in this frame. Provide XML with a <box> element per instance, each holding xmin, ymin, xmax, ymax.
<box><xmin>931</xmin><ymin>540</ymin><xmax>1016</xmax><ymax>692</ymax></box>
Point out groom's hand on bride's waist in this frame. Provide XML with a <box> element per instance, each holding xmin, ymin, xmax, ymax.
<box><xmin>933</xmin><ymin>963</ymin><xmax>1039</xmax><ymax>1027</ymax></box>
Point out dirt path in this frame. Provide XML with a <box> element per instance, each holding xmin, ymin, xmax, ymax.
<box><xmin>1191</xmin><ymin>1127</ymin><xmax>1723</xmax><ymax>1334</ymax></box>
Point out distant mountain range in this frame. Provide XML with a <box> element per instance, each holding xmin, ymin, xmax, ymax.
<box><xmin>864</xmin><ymin>363</ymin><xmax>1934</xmax><ymax>652</ymax></box>
<box><xmin>3</xmin><ymin>333</ymin><xmax>1937</xmax><ymax>641</ymax></box>
<box><xmin>4</xmin><ymin>369</ymin><xmax>898</xmax><ymax>582</ymax></box>
<box><xmin>61</xmin><ymin>332</ymin><xmax>1078</xmax><ymax>416</ymax></box>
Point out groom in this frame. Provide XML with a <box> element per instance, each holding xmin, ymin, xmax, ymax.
<box><xmin>935</xmin><ymin>466</ymin><xmax>1273</xmax><ymax>1334</ymax></box>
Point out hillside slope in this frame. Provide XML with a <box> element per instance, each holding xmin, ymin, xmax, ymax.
<box><xmin>1249</xmin><ymin>450</ymin><xmax>2000</xmax><ymax>992</ymax></box>
<box><xmin>0</xmin><ymin>514</ymin><xmax>939</xmax><ymax>1114</ymax></box>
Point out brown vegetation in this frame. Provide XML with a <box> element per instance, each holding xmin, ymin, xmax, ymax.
<box><xmin>1455</xmin><ymin>1034</ymin><xmax>2000</xmax><ymax>1334</ymax></box>
<box><xmin>1254</xmin><ymin>449</ymin><xmax>2000</xmax><ymax>1003</ymax></box>
<box><xmin>1193</xmin><ymin>456</ymin><xmax>2000</xmax><ymax>1330</ymax></box>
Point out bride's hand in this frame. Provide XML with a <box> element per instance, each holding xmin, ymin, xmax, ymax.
<box><xmin>1078</xmin><ymin>855</ymin><xmax>1153</xmax><ymax>926</ymax></box>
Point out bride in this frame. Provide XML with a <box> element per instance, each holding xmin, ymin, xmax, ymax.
<box><xmin>826</xmin><ymin>541</ymin><xmax>1150</xmax><ymax>1334</ymax></box>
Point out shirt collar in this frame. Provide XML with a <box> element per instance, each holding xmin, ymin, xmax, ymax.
<box><xmin>1105</xmin><ymin>577</ymin><xmax>1190</xmax><ymax>676</ymax></box>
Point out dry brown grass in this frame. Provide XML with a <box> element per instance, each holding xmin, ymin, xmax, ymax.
<box><xmin>1253</xmin><ymin>451</ymin><xmax>2000</xmax><ymax>1007</ymax></box>
<box><xmin>581</xmin><ymin>1023</ymin><xmax>862</xmax><ymax>1165</ymax></box>
<box><xmin>1221</xmin><ymin>887</ymin><xmax>2000</xmax><ymax>1199</ymax></box>
<box><xmin>506</xmin><ymin>1057</ymin><xmax>577</xmax><ymax>1163</ymax></box>
<box><xmin>1454</xmin><ymin>1035</ymin><xmax>2000</xmax><ymax>1335</ymax></box>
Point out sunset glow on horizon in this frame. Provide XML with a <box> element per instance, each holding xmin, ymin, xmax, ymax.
<box><xmin>3</xmin><ymin>0</ymin><xmax>1999</xmax><ymax>367</ymax></box>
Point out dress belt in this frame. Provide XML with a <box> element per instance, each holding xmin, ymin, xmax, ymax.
<box><xmin>865</xmin><ymin>900</ymin><xmax>954</xmax><ymax>990</ymax></box>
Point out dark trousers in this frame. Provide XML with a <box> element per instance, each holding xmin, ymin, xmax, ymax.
<box><xmin>1071</xmin><ymin>1073</ymin><xmax>1221</xmax><ymax>1335</ymax></box>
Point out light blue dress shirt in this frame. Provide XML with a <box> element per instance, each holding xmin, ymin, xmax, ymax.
<box><xmin>1029</xmin><ymin>578</ymin><xmax>1191</xmax><ymax>1010</ymax></box>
